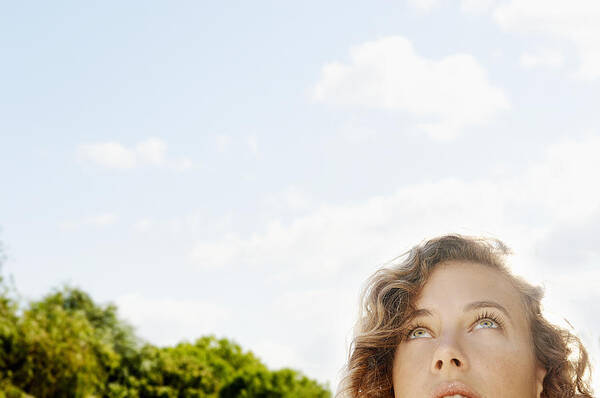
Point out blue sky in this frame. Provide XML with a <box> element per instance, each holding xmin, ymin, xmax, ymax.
<box><xmin>2</xmin><ymin>0</ymin><xmax>600</xmax><ymax>391</ymax></box>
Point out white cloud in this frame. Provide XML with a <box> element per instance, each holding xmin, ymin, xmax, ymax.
<box><xmin>77</xmin><ymin>138</ymin><xmax>192</xmax><ymax>171</ymax></box>
<box><xmin>336</xmin><ymin>119</ymin><xmax>378</xmax><ymax>144</ymax></box>
<box><xmin>520</xmin><ymin>49</ymin><xmax>564</xmax><ymax>69</ymax></box>
<box><xmin>405</xmin><ymin>0</ymin><xmax>600</xmax><ymax>79</ymax></box>
<box><xmin>406</xmin><ymin>0</ymin><xmax>499</xmax><ymax>14</ymax></box>
<box><xmin>77</xmin><ymin>142</ymin><xmax>136</xmax><ymax>169</ymax></box>
<box><xmin>171</xmin><ymin>157</ymin><xmax>193</xmax><ymax>171</ymax></box>
<box><xmin>133</xmin><ymin>217</ymin><xmax>154</xmax><ymax>232</ymax></box>
<box><xmin>247</xmin><ymin>135</ymin><xmax>259</xmax><ymax>156</ymax></box>
<box><xmin>491</xmin><ymin>48</ymin><xmax>504</xmax><ymax>59</ymax></box>
<box><xmin>215</xmin><ymin>134</ymin><xmax>232</xmax><ymax>152</ymax></box>
<box><xmin>516</xmin><ymin>134</ymin><xmax>600</xmax><ymax>223</ymax></box>
<box><xmin>190</xmin><ymin>134</ymin><xmax>600</xmax><ymax>278</ymax></box>
<box><xmin>60</xmin><ymin>212</ymin><xmax>118</xmax><ymax>230</ymax></box>
<box><xmin>407</xmin><ymin>0</ymin><xmax>441</xmax><ymax>12</ymax></box>
<box><xmin>191</xmin><ymin>179</ymin><xmax>520</xmax><ymax>278</ymax></box>
<box><xmin>312</xmin><ymin>36</ymin><xmax>509</xmax><ymax>140</ymax></box>
<box><xmin>460</xmin><ymin>0</ymin><xmax>498</xmax><ymax>14</ymax></box>
<box><xmin>262</xmin><ymin>186</ymin><xmax>315</xmax><ymax>214</ymax></box>
<box><xmin>115</xmin><ymin>293</ymin><xmax>230</xmax><ymax>347</ymax></box>
<box><xmin>188</xmin><ymin>134</ymin><xmax>600</xmax><ymax>386</ymax></box>
<box><xmin>87</xmin><ymin>213</ymin><xmax>118</xmax><ymax>227</ymax></box>
<box><xmin>135</xmin><ymin>138</ymin><xmax>166</xmax><ymax>165</ymax></box>
<box><xmin>250</xmin><ymin>287</ymin><xmax>355</xmax><ymax>383</ymax></box>
<box><xmin>493</xmin><ymin>0</ymin><xmax>600</xmax><ymax>80</ymax></box>
<box><xmin>250</xmin><ymin>340</ymin><xmax>304</xmax><ymax>370</ymax></box>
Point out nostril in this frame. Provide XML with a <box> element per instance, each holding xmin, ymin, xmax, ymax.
<box><xmin>436</xmin><ymin>358</ymin><xmax>461</xmax><ymax>370</ymax></box>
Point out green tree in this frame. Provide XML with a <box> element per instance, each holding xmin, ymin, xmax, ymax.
<box><xmin>0</xmin><ymin>284</ymin><xmax>140</xmax><ymax>397</ymax></box>
<box><xmin>0</xmin><ymin>242</ymin><xmax>31</xmax><ymax>398</ymax></box>
<box><xmin>0</xmin><ymin>250</ymin><xmax>331</xmax><ymax>397</ymax></box>
<box><xmin>44</xmin><ymin>286</ymin><xmax>141</xmax><ymax>388</ymax></box>
<box><xmin>220</xmin><ymin>367</ymin><xmax>331</xmax><ymax>398</ymax></box>
<box><xmin>12</xmin><ymin>290</ymin><xmax>116</xmax><ymax>396</ymax></box>
<box><xmin>126</xmin><ymin>336</ymin><xmax>262</xmax><ymax>397</ymax></box>
<box><xmin>111</xmin><ymin>336</ymin><xmax>331</xmax><ymax>398</ymax></box>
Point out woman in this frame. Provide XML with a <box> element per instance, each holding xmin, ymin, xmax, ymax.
<box><xmin>338</xmin><ymin>234</ymin><xmax>594</xmax><ymax>398</ymax></box>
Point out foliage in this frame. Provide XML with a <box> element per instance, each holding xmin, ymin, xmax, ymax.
<box><xmin>220</xmin><ymin>367</ymin><xmax>332</xmax><ymax>398</ymax></box>
<box><xmin>1</xmin><ymin>286</ymin><xmax>123</xmax><ymax>396</ymax></box>
<box><xmin>0</xmin><ymin>276</ymin><xmax>331</xmax><ymax>398</ymax></box>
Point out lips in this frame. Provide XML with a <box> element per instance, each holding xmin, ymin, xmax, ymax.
<box><xmin>431</xmin><ymin>380</ymin><xmax>481</xmax><ymax>398</ymax></box>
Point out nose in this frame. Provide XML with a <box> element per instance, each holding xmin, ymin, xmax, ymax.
<box><xmin>431</xmin><ymin>335</ymin><xmax>468</xmax><ymax>373</ymax></box>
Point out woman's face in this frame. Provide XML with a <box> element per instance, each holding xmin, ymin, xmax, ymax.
<box><xmin>392</xmin><ymin>261</ymin><xmax>546</xmax><ymax>398</ymax></box>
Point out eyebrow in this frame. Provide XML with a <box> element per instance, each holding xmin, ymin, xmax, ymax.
<box><xmin>410</xmin><ymin>300</ymin><xmax>512</xmax><ymax>323</ymax></box>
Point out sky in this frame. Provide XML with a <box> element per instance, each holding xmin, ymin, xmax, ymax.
<box><xmin>1</xmin><ymin>0</ymin><xmax>599</xmax><ymax>392</ymax></box>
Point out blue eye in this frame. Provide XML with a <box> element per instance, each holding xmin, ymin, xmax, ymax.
<box><xmin>474</xmin><ymin>318</ymin><xmax>498</xmax><ymax>330</ymax></box>
<box><xmin>408</xmin><ymin>327</ymin><xmax>432</xmax><ymax>339</ymax></box>
<box><xmin>472</xmin><ymin>310</ymin><xmax>504</xmax><ymax>330</ymax></box>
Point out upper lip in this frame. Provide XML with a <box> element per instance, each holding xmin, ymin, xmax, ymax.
<box><xmin>431</xmin><ymin>380</ymin><xmax>481</xmax><ymax>398</ymax></box>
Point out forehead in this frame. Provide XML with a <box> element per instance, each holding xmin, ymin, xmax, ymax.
<box><xmin>415</xmin><ymin>261</ymin><xmax>526</xmax><ymax>323</ymax></box>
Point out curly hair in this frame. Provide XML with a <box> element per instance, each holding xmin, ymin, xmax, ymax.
<box><xmin>337</xmin><ymin>234</ymin><xmax>594</xmax><ymax>398</ymax></box>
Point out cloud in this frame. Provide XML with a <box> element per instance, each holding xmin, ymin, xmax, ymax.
<box><xmin>59</xmin><ymin>213</ymin><xmax>118</xmax><ymax>230</ymax></box>
<box><xmin>515</xmin><ymin>134</ymin><xmax>600</xmax><ymax>224</ymax></box>
<box><xmin>533</xmin><ymin>211</ymin><xmax>600</xmax><ymax>269</ymax></box>
<box><xmin>77</xmin><ymin>142</ymin><xmax>136</xmax><ymax>169</ymax></box>
<box><xmin>133</xmin><ymin>217</ymin><xmax>154</xmax><ymax>232</ymax></box>
<box><xmin>250</xmin><ymin>340</ymin><xmax>304</xmax><ymax>371</ymax></box>
<box><xmin>249</xmin><ymin>287</ymin><xmax>355</xmax><ymax>383</ymax></box>
<box><xmin>405</xmin><ymin>0</ymin><xmax>600</xmax><ymax>80</ymax></box>
<box><xmin>187</xmin><ymin>134</ymin><xmax>600</xmax><ymax>387</ymax></box>
<box><xmin>215</xmin><ymin>134</ymin><xmax>232</xmax><ymax>152</ymax></box>
<box><xmin>189</xmin><ymin>132</ymin><xmax>600</xmax><ymax>305</ymax></box>
<box><xmin>520</xmin><ymin>49</ymin><xmax>565</xmax><ymax>69</ymax></box>
<box><xmin>86</xmin><ymin>213</ymin><xmax>118</xmax><ymax>227</ymax></box>
<box><xmin>337</xmin><ymin>121</ymin><xmax>377</xmax><ymax>144</ymax></box>
<box><xmin>115</xmin><ymin>293</ymin><xmax>230</xmax><ymax>347</ymax></box>
<box><xmin>261</xmin><ymin>186</ymin><xmax>315</xmax><ymax>214</ymax></box>
<box><xmin>191</xmin><ymin>179</ymin><xmax>518</xmax><ymax>278</ymax></box>
<box><xmin>77</xmin><ymin>138</ymin><xmax>192</xmax><ymax>171</ymax></box>
<box><xmin>312</xmin><ymin>36</ymin><xmax>509</xmax><ymax>140</ymax></box>
<box><xmin>247</xmin><ymin>135</ymin><xmax>259</xmax><ymax>156</ymax></box>
<box><xmin>135</xmin><ymin>138</ymin><xmax>166</xmax><ymax>165</ymax></box>
<box><xmin>406</xmin><ymin>0</ymin><xmax>441</xmax><ymax>12</ymax></box>
<box><xmin>170</xmin><ymin>157</ymin><xmax>193</xmax><ymax>171</ymax></box>
<box><xmin>407</xmin><ymin>0</ymin><xmax>499</xmax><ymax>14</ymax></box>
<box><xmin>459</xmin><ymin>0</ymin><xmax>498</xmax><ymax>14</ymax></box>
<box><xmin>493</xmin><ymin>0</ymin><xmax>600</xmax><ymax>80</ymax></box>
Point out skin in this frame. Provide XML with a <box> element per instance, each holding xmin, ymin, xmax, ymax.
<box><xmin>392</xmin><ymin>261</ymin><xmax>546</xmax><ymax>398</ymax></box>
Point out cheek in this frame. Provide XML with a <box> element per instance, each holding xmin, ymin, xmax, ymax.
<box><xmin>471</xmin><ymin>340</ymin><xmax>522</xmax><ymax>374</ymax></box>
<box><xmin>471</xmin><ymin>334</ymin><xmax>532</xmax><ymax>367</ymax></box>
<box><xmin>392</xmin><ymin>344</ymin><xmax>433</xmax><ymax>395</ymax></box>
<box><xmin>469</xmin><ymin>338</ymin><xmax>539</xmax><ymax>395</ymax></box>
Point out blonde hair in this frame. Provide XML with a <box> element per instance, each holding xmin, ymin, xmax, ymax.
<box><xmin>338</xmin><ymin>234</ymin><xmax>594</xmax><ymax>398</ymax></box>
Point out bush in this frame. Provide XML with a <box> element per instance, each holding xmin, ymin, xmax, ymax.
<box><xmin>0</xmin><ymin>282</ymin><xmax>331</xmax><ymax>398</ymax></box>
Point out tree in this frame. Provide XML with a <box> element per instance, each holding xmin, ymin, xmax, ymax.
<box><xmin>0</xmin><ymin>283</ymin><xmax>140</xmax><ymax>397</ymax></box>
<box><xmin>220</xmin><ymin>367</ymin><xmax>331</xmax><ymax>398</ymax></box>
<box><xmin>0</xmin><ymin>242</ymin><xmax>31</xmax><ymax>398</ymax></box>
<box><xmin>10</xmin><ymin>288</ymin><xmax>118</xmax><ymax>396</ymax></box>
<box><xmin>124</xmin><ymin>336</ymin><xmax>270</xmax><ymax>397</ymax></box>
<box><xmin>0</xmin><ymin>274</ymin><xmax>331</xmax><ymax>397</ymax></box>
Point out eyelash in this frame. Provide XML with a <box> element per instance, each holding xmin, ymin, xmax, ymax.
<box><xmin>475</xmin><ymin>310</ymin><xmax>505</xmax><ymax>329</ymax></box>
<box><xmin>405</xmin><ymin>310</ymin><xmax>505</xmax><ymax>339</ymax></box>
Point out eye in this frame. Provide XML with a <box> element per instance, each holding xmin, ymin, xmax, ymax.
<box><xmin>473</xmin><ymin>318</ymin><xmax>499</xmax><ymax>330</ymax></box>
<box><xmin>407</xmin><ymin>326</ymin><xmax>432</xmax><ymax>340</ymax></box>
<box><xmin>472</xmin><ymin>310</ymin><xmax>504</xmax><ymax>330</ymax></box>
